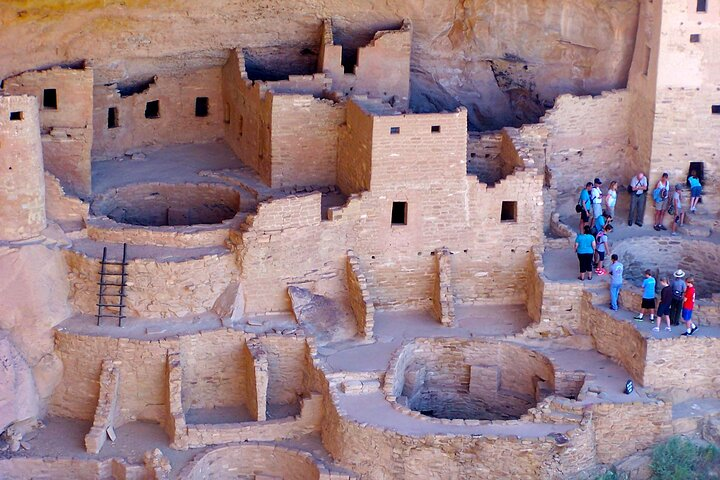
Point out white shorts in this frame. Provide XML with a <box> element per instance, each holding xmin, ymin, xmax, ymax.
<box><xmin>592</xmin><ymin>203</ymin><xmax>603</xmax><ymax>218</ymax></box>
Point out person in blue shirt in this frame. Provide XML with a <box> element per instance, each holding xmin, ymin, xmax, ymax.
<box><xmin>688</xmin><ymin>170</ymin><xmax>702</xmax><ymax>213</ymax></box>
<box><xmin>574</xmin><ymin>225</ymin><xmax>596</xmax><ymax>281</ymax></box>
<box><xmin>578</xmin><ymin>182</ymin><xmax>592</xmax><ymax>232</ymax></box>
<box><xmin>634</xmin><ymin>269</ymin><xmax>656</xmax><ymax>322</ymax></box>
<box><xmin>609</xmin><ymin>254</ymin><xmax>623</xmax><ymax>311</ymax></box>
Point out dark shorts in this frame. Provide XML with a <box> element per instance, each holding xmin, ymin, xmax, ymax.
<box><xmin>580</xmin><ymin>210</ymin><xmax>589</xmax><ymax>222</ymax></box>
<box><xmin>641</xmin><ymin>297</ymin><xmax>656</xmax><ymax>309</ymax></box>
<box><xmin>578</xmin><ymin>253</ymin><xmax>593</xmax><ymax>273</ymax></box>
<box><xmin>691</xmin><ymin>186</ymin><xmax>702</xmax><ymax>198</ymax></box>
<box><xmin>597</xmin><ymin>251</ymin><xmax>605</xmax><ymax>262</ymax></box>
<box><xmin>657</xmin><ymin>303</ymin><xmax>671</xmax><ymax>316</ymax></box>
<box><xmin>682</xmin><ymin>308</ymin><xmax>693</xmax><ymax>321</ymax></box>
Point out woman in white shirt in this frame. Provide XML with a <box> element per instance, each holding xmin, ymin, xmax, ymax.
<box><xmin>604</xmin><ymin>181</ymin><xmax>618</xmax><ymax>218</ymax></box>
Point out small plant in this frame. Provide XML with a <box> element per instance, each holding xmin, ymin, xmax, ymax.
<box><xmin>595</xmin><ymin>468</ymin><xmax>629</xmax><ymax>480</ymax></box>
<box><xmin>650</xmin><ymin>436</ymin><xmax>719</xmax><ymax>480</ymax></box>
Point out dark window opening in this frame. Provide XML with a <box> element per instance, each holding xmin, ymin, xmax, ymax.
<box><xmin>643</xmin><ymin>46</ymin><xmax>651</xmax><ymax>76</ymax></box>
<box><xmin>195</xmin><ymin>97</ymin><xmax>209</xmax><ymax>117</ymax></box>
<box><xmin>390</xmin><ymin>126</ymin><xmax>400</xmax><ymax>135</ymax></box>
<box><xmin>688</xmin><ymin>162</ymin><xmax>705</xmax><ymax>185</ymax></box>
<box><xmin>9</xmin><ymin>111</ymin><xmax>23</xmax><ymax>121</ymax></box>
<box><xmin>501</xmin><ymin>201</ymin><xmax>517</xmax><ymax>222</ymax></box>
<box><xmin>712</xmin><ymin>105</ymin><xmax>720</xmax><ymax>114</ymax></box>
<box><xmin>690</xmin><ymin>34</ymin><xmax>701</xmax><ymax>43</ymax></box>
<box><xmin>697</xmin><ymin>0</ymin><xmax>707</xmax><ymax>12</ymax></box>
<box><xmin>341</xmin><ymin>47</ymin><xmax>358</xmax><ymax>74</ymax></box>
<box><xmin>431</xmin><ymin>125</ymin><xmax>441</xmax><ymax>133</ymax></box>
<box><xmin>145</xmin><ymin>100</ymin><xmax>160</xmax><ymax>119</ymax></box>
<box><xmin>391</xmin><ymin>202</ymin><xmax>407</xmax><ymax>225</ymax></box>
<box><xmin>43</xmin><ymin>89</ymin><xmax>57</xmax><ymax>109</ymax></box>
<box><xmin>107</xmin><ymin>107</ymin><xmax>119</xmax><ymax>129</ymax></box>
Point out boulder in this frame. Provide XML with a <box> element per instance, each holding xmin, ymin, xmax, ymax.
<box><xmin>0</xmin><ymin>332</ymin><xmax>39</xmax><ymax>434</ymax></box>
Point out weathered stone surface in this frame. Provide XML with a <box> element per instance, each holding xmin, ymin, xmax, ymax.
<box><xmin>0</xmin><ymin>333</ymin><xmax>39</xmax><ymax>433</ymax></box>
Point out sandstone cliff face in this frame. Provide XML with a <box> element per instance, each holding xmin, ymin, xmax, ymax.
<box><xmin>0</xmin><ymin>0</ymin><xmax>638</xmax><ymax>128</ymax></box>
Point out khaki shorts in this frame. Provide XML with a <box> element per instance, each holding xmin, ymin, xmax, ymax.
<box><xmin>655</xmin><ymin>200</ymin><xmax>667</xmax><ymax>211</ymax></box>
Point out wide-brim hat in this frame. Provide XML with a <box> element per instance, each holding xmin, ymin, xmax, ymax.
<box><xmin>674</xmin><ymin>269</ymin><xmax>686</xmax><ymax>278</ymax></box>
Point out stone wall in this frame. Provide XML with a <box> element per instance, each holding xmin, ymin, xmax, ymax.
<box><xmin>542</xmin><ymin>90</ymin><xmax>634</xmax><ymax>197</ymax></box>
<box><xmin>431</xmin><ymin>248</ymin><xmax>455</xmax><ymax>326</ymax></box>
<box><xmin>0</xmin><ymin>94</ymin><xmax>47</xmax><ymax>241</ymax></box>
<box><xmin>92</xmin><ymin>68</ymin><xmax>224</xmax><ymax>159</ymax></box>
<box><xmin>244</xmin><ymin>339</ymin><xmax>268</xmax><ymax>421</ymax></box>
<box><xmin>84</xmin><ymin>359</ymin><xmax>121</xmax><ymax>454</ymax></box>
<box><xmin>467</xmin><ymin>131</ymin><xmax>504</xmax><ymax>183</ymax></box>
<box><xmin>45</xmin><ymin>171</ymin><xmax>87</xmax><ymax>228</ymax></box>
<box><xmin>337</xmin><ymin>100</ymin><xmax>373</xmax><ymax>195</ymax></box>
<box><xmin>64</xmin><ymin>248</ymin><xmax>237</xmax><ymax>318</ymax></box>
<box><xmin>345</xmin><ymin>251</ymin><xmax>375</xmax><ymax>339</ymax></box>
<box><xmin>2</xmin><ymin>67</ymin><xmax>93</xmax><ymax>196</ymax></box>
<box><xmin>0</xmin><ymin>457</ymin><xmax>150</xmax><ymax>480</ymax></box>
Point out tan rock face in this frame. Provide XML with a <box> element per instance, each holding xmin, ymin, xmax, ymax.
<box><xmin>0</xmin><ymin>0</ymin><xmax>639</xmax><ymax>130</ymax></box>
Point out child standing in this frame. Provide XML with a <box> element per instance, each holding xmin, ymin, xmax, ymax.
<box><xmin>635</xmin><ymin>270</ymin><xmax>656</xmax><ymax>323</ymax></box>
<box><xmin>654</xmin><ymin>277</ymin><xmax>673</xmax><ymax>332</ymax></box>
<box><xmin>594</xmin><ymin>224</ymin><xmax>613</xmax><ymax>275</ymax></box>
<box><xmin>604</xmin><ymin>181</ymin><xmax>618</xmax><ymax>219</ymax></box>
<box><xmin>681</xmin><ymin>276</ymin><xmax>698</xmax><ymax>336</ymax></box>
<box><xmin>609</xmin><ymin>254</ymin><xmax>623</xmax><ymax>311</ymax></box>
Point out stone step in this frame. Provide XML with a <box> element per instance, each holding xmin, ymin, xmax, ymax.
<box><xmin>679</xmin><ymin>224</ymin><xmax>712</xmax><ymax>237</ymax></box>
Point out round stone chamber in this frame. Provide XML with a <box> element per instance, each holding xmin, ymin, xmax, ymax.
<box><xmin>388</xmin><ymin>338</ymin><xmax>556</xmax><ymax>421</ymax></box>
<box><xmin>91</xmin><ymin>182</ymin><xmax>241</xmax><ymax>227</ymax></box>
<box><xmin>613</xmin><ymin>237</ymin><xmax>720</xmax><ymax>298</ymax></box>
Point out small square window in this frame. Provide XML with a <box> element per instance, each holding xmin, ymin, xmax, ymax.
<box><xmin>500</xmin><ymin>201</ymin><xmax>517</xmax><ymax>222</ymax></box>
<box><xmin>690</xmin><ymin>34</ymin><xmax>701</xmax><ymax>43</ymax></box>
<box><xmin>43</xmin><ymin>89</ymin><xmax>57</xmax><ymax>109</ymax></box>
<box><xmin>390</xmin><ymin>126</ymin><xmax>400</xmax><ymax>135</ymax></box>
<box><xmin>391</xmin><ymin>201</ymin><xmax>407</xmax><ymax>225</ymax></box>
<box><xmin>107</xmin><ymin>107</ymin><xmax>119</xmax><ymax>129</ymax></box>
<box><xmin>697</xmin><ymin>0</ymin><xmax>707</xmax><ymax>12</ymax></box>
<box><xmin>712</xmin><ymin>105</ymin><xmax>720</xmax><ymax>114</ymax></box>
<box><xmin>195</xmin><ymin>97</ymin><xmax>209</xmax><ymax>117</ymax></box>
<box><xmin>9</xmin><ymin>111</ymin><xmax>23</xmax><ymax>121</ymax></box>
<box><xmin>431</xmin><ymin>125</ymin><xmax>441</xmax><ymax>133</ymax></box>
<box><xmin>145</xmin><ymin>100</ymin><xmax>160</xmax><ymax>119</ymax></box>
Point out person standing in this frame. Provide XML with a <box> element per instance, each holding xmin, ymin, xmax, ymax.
<box><xmin>628</xmin><ymin>173</ymin><xmax>648</xmax><ymax>227</ymax></box>
<box><xmin>634</xmin><ymin>270</ymin><xmax>656</xmax><ymax>322</ymax></box>
<box><xmin>591</xmin><ymin>178</ymin><xmax>604</xmax><ymax>228</ymax></box>
<box><xmin>654</xmin><ymin>277</ymin><xmax>673</xmax><ymax>332</ymax></box>
<box><xmin>609</xmin><ymin>254</ymin><xmax>623</xmax><ymax>311</ymax></box>
<box><xmin>688</xmin><ymin>170</ymin><xmax>702</xmax><ymax>213</ymax></box>
<box><xmin>670</xmin><ymin>184</ymin><xmax>685</xmax><ymax>236</ymax></box>
<box><xmin>681</xmin><ymin>276</ymin><xmax>698</xmax><ymax>336</ymax></box>
<box><xmin>595</xmin><ymin>224</ymin><xmax>612</xmax><ymax>275</ymax></box>
<box><xmin>669</xmin><ymin>270</ymin><xmax>687</xmax><ymax>326</ymax></box>
<box><xmin>578</xmin><ymin>182</ymin><xmax>592</xmax><ymax>232</ymax></box>
<box><xmin>653</xmin><ymin>173</ymin><xmax>670</xmax><ymax>231</ymax></box>
<box><xmin>575</xmin><ymin>225</ymin><xmax>596</xmax><ymax>281</ymax></box>
<box><xmin>605</xmin><ymin>181</ymin><xmax>618</xmax><ymax>219</ymax></box>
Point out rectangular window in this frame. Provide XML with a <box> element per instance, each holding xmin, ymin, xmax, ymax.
<box><xmin>712</xmin><ymin>105</ymin><xmax>720</xmax><ymax>114</ymax></box>
<box><xmin>643</xmin><ymin>46</ymin><xmax>651</xmax><ymax>76</ymax></box>
<box><xmin>43</xmin><ymin>88</ymin><xmax>57</xmax><ymax>109</ymax></box>
<box><xmin>145</xmin><ymin>100</ymin><xmax>160</xmax><ymax>119</ymax></box>
<box><xmin>391</xmin><ymin>201</ymin><xmax>407</xmax><ymax>225</ymax></box>
<box><xmin>431</xmin><ymin>125</ymin><xmax>441</xmax><ymax>133</ymax></box>
<box><xmin>500</xmin><ymin>201</ymin><xmax>517</xmax><ymax>222</ymax></box>
<box><xmin>195</xmin><ymin>97</ymin><xmax>209</xmax><ymax>117</ymax></box>
<box><xmin>390</xmin><ymin>126</ymin><xmax>400</xmax><ymax>135</ymax></box>
<box><xmin>107</xmin><ymin>107</ymin><xmax>119</xmax><ymax>129</ymax></box>
<box><xmin>697</xmin><ymin>0</ymin><xmax>707</xmax><ymax>12</ymax></box>
<box><xmin>9</xmin><ymin>111</ymin><xmax>23</xmax><ymax>121</ymax></box>
<box><xmin>690</xmin><ymin>34</ymin><xmax>701</xmax><ymax>43</ymax></box>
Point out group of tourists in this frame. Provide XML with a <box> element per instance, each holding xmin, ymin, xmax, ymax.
<box><xmin>573</xmin><ymin>170</ymin><xmax>705</xmax><ymax>337</ymax></box>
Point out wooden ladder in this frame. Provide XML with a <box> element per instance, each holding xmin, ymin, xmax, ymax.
<box><xmin>96</xmin><ymin>243</ymin><xmax>128</xmax><ymax>327</ymax></box>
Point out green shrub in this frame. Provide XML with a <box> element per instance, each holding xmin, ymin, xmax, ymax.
<box><xmin>595</xmin><ymin>468</ymin><xmax>629</xmax><ymax>480</ymax></box>
<box><xmin>650</xmin><ymin>436</ymin><xmax>719</xmax><ymax>480</ymax></box>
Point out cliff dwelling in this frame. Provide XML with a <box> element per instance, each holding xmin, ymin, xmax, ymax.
<box><xmin>1</xmin><ymin>1</ymin><xmax>720</xmax><ymax>479</ymax></box>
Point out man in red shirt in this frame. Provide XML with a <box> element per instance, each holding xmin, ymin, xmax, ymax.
<box><xmin>681</xmin><ymin>276</ymin><xmax>698</xmax><ymax>336</ymax></box>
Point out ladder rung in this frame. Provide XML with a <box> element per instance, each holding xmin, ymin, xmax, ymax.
<box><xmin>96</xmin><ymin>315</ymin><xmax>127</xmax><ymax>319</ymax></box>
<box><xmin>99</xmin><ymin>293</ymin><xmax>126</xmax><ymax>297</ymax></box>
<box><xmin>99</xmin><ymin>272</ymin><xmax>127</xmax><ymax>276</ymax></box>
<box><xmin>102</xmin><ymin>261</ymin><xmax>128</xmax><ymax>266</ymax></box>
<box><xmin>97</xmin><ymin>282</ymin><xmax>126</xmax><ymax>287</ymax></box>
<box><xmin>97</xmin><ymin>303</ymin><xmax>125</xmax><ymax>308</ymax></box>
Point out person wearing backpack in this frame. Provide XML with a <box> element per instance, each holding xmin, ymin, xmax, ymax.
<box><xmin>669</xmin><ymin>269</ymin><xmax>687</xmax><ymax>326</ymax></box>
<box><xmin>653</xmin><ymin>173</ymin><xmax>670</xmax><ymax>231</ymax></box>
<box><xmin>594</xmin><ymin>224</ymin><xmax>612</xmax><ymax>275</ymax></box>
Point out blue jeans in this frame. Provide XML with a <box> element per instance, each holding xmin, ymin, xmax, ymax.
<box><xmin>610</xmin><ymin>284</ymin><xmax>621</xmax><ymax>310</ymax></box>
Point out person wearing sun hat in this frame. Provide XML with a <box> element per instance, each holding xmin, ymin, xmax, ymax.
<box><xmin>669</xmin><ymin>269</ymin><xmax>687</xmax><ymax>326</ymax></box>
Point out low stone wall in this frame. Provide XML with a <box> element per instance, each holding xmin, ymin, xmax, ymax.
<box><xmin>431</xmin><ymin>247</ymin><xmax>455</xmax><ymax>326</ymax></box>
<box><xmin>346</xmin><ymin>250</ymin><xmax>375</xmax><ymax>339</ymax></box>
<box><xmin>619</xmin><ymin>283</ymin><xmax>720</xmax><ymax>326</ymax></box>
<box><xmin>85</xmin><ymin>359</ymin><xmax>121</xmax><ymax>454</ymax></box>
<box><xmin>64</xmin><ymin>248</ymin><xmax>237</xmax><ymax>318</ymax></box>
<box><xmin>244</xmin><ymin>338</ymin><xmax>269</xmax><ymax>421</ymax></box>
<box><xmin>0</xmin><ymin>457</ymin><xmax>151</xmax><ymax>480</ymax></box>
